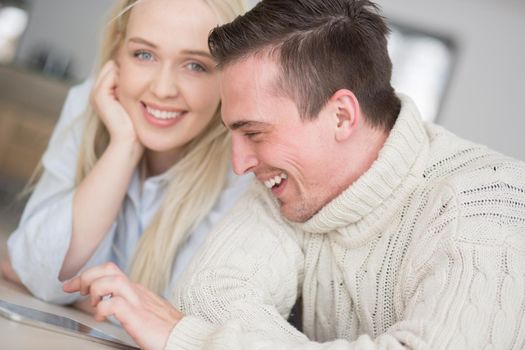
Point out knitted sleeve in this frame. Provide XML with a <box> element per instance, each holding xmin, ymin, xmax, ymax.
<box><xmin>168</xmin><ymin>185</ymin><xmax>309</xmax><ymax>349</ymax></box>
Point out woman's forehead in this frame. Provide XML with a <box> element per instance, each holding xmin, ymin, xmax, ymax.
<box><xmin>125</xmin><ymin>0</ymin><xmax>219</xmax><ymax>49</ymax></box>
<box><xmin>128</xmin><ymin>0</ymin><xmax>218</xmax><ymax>26</ymax></box>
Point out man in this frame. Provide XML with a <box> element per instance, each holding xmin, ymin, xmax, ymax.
<box><xmin>64</xmin><ymin>0</ymin><xmax>525</xmax><ymax>349</ymax></box>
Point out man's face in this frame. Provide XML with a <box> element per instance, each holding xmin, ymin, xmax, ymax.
<box><xmin>221</xmin><ymin>56</ymin><xmax>345</xmax><ymax>222</ymax></box>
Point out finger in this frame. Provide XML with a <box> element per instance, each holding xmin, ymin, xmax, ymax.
<box><xmin>94</xmin><ymin>60</ymin><xmax>115</xmax><ymax>88</ymax></box>
<box><xmin>95</xmin><ymin>296</ymin><xmax>152</xmax><ymax>350</ymax></box>
<box><xmin>91</xmin><ymin>62</ymin><xmax>118</xmax><ymax>109</ymax></box>
<box><xmin>88</xmin><ymin>274</ymin><xmax>140</xmax><ymax>308</ymax></box>
<box><xmin>94</xmin><ymin>65</ymin><xmax>117</xmax><ymax>100</ymax></box>
<box><xmin>62</xmin><ymin>275</ymin><xmax>81</xmax><ymax>293</ymax></box>
<box><xmin>94</xmin><ymin>295</ymin><xmax>133</xmax><ymax>323</ymax></box>
<box><xmin>63</xmin><ymin>262</ymin><xmax>124</xmax><ymax>296</ymax></box>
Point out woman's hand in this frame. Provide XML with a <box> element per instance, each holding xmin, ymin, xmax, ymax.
<box><xmin>91</xmin><ymin>60</ymin><xmax>143</xmax><ymax>152</ymax></box>
<box><xmin>63</xmin><ymin>262</ymin><xmax>182</xmax><ymax>350</ymax></box>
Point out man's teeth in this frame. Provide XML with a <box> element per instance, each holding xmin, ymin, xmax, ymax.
<box><xmin>146</xmin><ymin>106</ymin><xmax>183</xmax><ymax>120</ymax></box>
<box><xmin>264</xmin><ymin>173</ymin><xmax>288</xmax><ymax>189</ymax></box>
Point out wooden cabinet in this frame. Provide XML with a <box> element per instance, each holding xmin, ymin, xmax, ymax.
<box><xmin>0</xmin><ymin>65</ymin><xmax>71</xmax><ymax>184</ymax></box>
<box><xmin>0</xmin><ymin>100</ymin><xmax>57</xmax><ymax>180</ymax></box>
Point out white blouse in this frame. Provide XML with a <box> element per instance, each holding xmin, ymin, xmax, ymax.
<box><xmin>7</xmin><ymin>79</ymin><xmax>251</xmax><ymax>303</ymax></box>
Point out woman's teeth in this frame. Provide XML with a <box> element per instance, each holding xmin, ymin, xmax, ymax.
<box><xmin>146</xmin><ymin>106</ymin><xmax>183</xmax><ymax>120</ymax></box>
<box><xmin>264</xmin><ymin>172</ymin><xmax>288</xmax><ymax>189</ymax></box>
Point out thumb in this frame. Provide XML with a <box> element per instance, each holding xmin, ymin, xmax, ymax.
<box><xmin>62</xmin><ymin>277</ymin><xmax>81</xmax><ymax>293</ymax></box>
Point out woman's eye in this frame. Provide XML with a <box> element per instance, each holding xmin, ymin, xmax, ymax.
<box><xmin>134</xmin><ymin>50</ymin><xmax>154</xmax><ymax>61</ymax></box>
<box><xmin>187</xmin><ymin>62</ymin><xmax>206</xmax><ymax>72</ymax></box>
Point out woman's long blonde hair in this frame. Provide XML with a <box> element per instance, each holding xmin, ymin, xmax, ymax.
<box><xmin>76</xmin><ymin>0</ymin><xmax>247</xmax><ymax>294</ymax></box>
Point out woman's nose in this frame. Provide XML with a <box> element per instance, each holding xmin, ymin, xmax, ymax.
<box><xmin>150</xmin><ymin>65</ymin><xmax>179</xmax><ymax>99</ymax></box>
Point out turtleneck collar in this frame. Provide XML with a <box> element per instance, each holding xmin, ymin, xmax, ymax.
<box><xmin>293</xmin><ymin>95</ymin><xmax>429</xmax><ymax>244</ymax></box>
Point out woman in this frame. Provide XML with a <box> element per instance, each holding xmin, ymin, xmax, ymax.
<box><xmin>3</xmin><ymin>0</ymin><xmax>249</xmax><ymax>303</ymax></box>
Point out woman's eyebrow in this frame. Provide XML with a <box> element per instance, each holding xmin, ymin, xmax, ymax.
<box><xmin>180</xmin><ymin>50</ymin><xmax>213</xmax><ymax>59</ymax></box>
<box><xmin>126</xmin><ymin>39</ymin><xmax>212</xmax><ymax>60</ymax></box>
<box><xmin>128</xmin><ymin>37</ymin><xmax>157</xmax><ymax>48</ymax></box>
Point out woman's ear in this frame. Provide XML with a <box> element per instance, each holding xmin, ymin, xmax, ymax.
<box><xmin>330</xmin><ymin>89</ymin><xmax>360</xmax><ymax>142</ymax></box>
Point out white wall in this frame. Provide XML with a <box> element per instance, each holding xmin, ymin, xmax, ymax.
<box><xmin>376</xmin><ymin>0</ymin><xmax>525</xmax><ymax>161</ymax></box>
<box><xmin>15</xmin><ymin>0</ymin><xmax>110</xmax><ymax>82</ymax></box>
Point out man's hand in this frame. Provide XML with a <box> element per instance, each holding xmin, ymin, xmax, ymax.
<box><xmin>63</xmin><ymin>262</ymin><xmax>183</xmax><ymax>350</ymax></box>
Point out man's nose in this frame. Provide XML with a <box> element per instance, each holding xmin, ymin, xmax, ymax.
<box><xmin>231</xmin><ymin>135</ymin><xmax>258</xmax><ymax>175</ymax></box>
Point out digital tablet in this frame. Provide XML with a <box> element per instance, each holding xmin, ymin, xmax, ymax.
<box><xmin>0</xmin><ymin>298</ymin><xmax>139</xmax><ymax>349</ymax></box>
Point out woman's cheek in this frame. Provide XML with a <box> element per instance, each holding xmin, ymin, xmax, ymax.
<box><xmin>118</xmin><ymin>68</ymin><xmax>145</xmax><ymax>100</ymax></box>
<box><xmin>194</xmin><ymin>80</ymin><xmax>221</xmax><ymax>111</ymax></box>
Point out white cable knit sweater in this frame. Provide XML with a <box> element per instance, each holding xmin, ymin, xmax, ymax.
<box><xmin>168</xmin><ymin>96</ymin><xmax>525</xmax><ymax>350</ymax></box>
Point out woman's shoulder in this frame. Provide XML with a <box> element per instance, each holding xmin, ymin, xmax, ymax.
<box><xmin>215</xmin><ymin>170</ymin><xmax>254</xmax><ymax>209</ymax></box>
<box><xmin>60</xmin><ymin>78</ymin><xmax>93</xmax><ymax>123</ymax></box>
<box><xmin>194</xmin><ymin>170</ymin><xmax>250</xmax><ymax>217</ymax></box>
<box><xmin>225</xmin><ymin>170</ymin><xmax>253</xmax><ymax>193</ymax></box>
<box><xmin>42</xmin><ymin>78</ymin><xmax>94</xmax><ymax>164</ymax></box>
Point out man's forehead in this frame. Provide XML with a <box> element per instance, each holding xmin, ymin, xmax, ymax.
<box><xmin>220</xmin><ymin>58</ymin><xmax>272</xmax><ymax>110</ymax></box>
<box><xmin>219</xmin><ymin>55</ymin><xmax>299</xmax><ymax>128</ymax></box>
<box><xmin>221</xmin><ymin>55</ymin><xmax>280</xmax><ymax>93</ymax></box>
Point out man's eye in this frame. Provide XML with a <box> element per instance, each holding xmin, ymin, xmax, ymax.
<box><xmin>134</xmin><ymin>50</ymin><xmax>154</xmax><ymax>61</ymax></box>
<box><xmin>187</xmin><ymin>62</ymin><xmax>206</xmax><ymax>72</ymax></box>
<box><xmin>245</xmin><ymin>132</ymin><xmax>261</xmax><ymax>139</ymax></box>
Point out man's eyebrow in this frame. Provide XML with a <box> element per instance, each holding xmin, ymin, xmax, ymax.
<box><xmin>228</xmin><ymin>120</ymin><xmax>268</xmax><ymax>130</ymax></box>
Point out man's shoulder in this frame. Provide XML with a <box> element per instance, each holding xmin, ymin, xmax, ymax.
<box><xmin>190</xmin><ymin>181</ymin><xmax>304</xmax><ymax>277</ymax></box>
<box><xmin>214</xmin><ymin>181</ymin><xmax>297</xmax><ymax>238</ymax></box>
<box><xmin>423</xmin><ymin>123</ymin><xmax>525</xmax><ymax>189</ymax></box>
<box><xmin>416</xmin><ymin>126</ymin><xmax>525</xmax><ymax>245</ymax></box>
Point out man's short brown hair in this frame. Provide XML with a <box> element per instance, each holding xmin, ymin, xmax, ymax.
<box><xmin>209</xmin><ymin>0</ymin><xmax>401</xmax><ymax>130</ymax></box>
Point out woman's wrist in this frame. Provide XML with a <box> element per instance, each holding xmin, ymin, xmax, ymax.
<box><xmin>107</xmin><ymin>138</ymin><xmax>144</xmax><ymax>166</ymax></box>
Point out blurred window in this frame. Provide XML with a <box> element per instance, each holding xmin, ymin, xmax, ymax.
<box><xmin>388</xmin><ymin>24</ymin><xmax>456</xmax><ymax>122</ymax></box>
<box><xmin>0</xmin><ymin>2</ymin><xmax>28</xmax><ymax>64</ymax></box>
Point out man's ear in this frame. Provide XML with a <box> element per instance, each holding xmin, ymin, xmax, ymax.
<box><xmin>330</xmin><ymin>89</ymin><xmax>360</xmax><ymax>142</ymax></box>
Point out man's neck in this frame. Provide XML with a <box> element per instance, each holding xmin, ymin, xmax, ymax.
<box><xmin>341</xmin><ymin>123</ymin><xmax>390</xmax><ymax>190</ymax></box>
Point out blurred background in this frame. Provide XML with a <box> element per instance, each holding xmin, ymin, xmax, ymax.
<box><xmin>0</xmin><ymin>0</ymin><xmax>524</xmax><ymax>248</ymax></box>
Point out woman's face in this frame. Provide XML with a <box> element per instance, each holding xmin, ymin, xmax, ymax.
<box><xmin>115</xmin><ymin>0</ymin><xmax>221</xmax><ymax>156</ymax></box>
